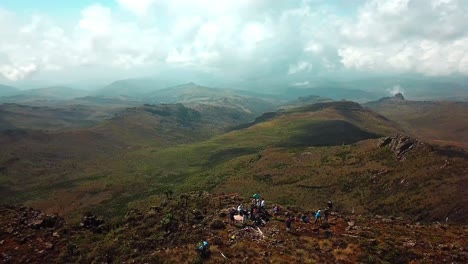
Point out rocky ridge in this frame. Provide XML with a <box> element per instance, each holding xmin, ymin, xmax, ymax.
<box><xmin>1</xmin><ymin>192</ymin><xmax>467</xmax><ymax>263</ymax></box>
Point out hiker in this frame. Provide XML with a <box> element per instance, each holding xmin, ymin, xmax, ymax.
<box><xmin>327</xmin><ymin>200</ymin><xmax>333</xmax><ymax>210</ymax></box>
<box><xmin>273</xmin><ymin>205</ymin><xmax>279</xmax><ymax>215</ymax></box>
<box><xmin>237</xmin><ymin>204</ymin><xmax>243</xmax><ymax>215</ymax></box>
<box><xmin>229</xmin><ymin>208</ymin><xmax>236</xmax><ymax>225</ymax></box>
<box><xmin>260</xmin><ymin>198</ymin><xmax>266</xmax><ymax>209</ymax></box>
<box><xmin>285</xmin><ymin>216</ymin><xmax>293</xmax><ymax>232</ymax></box>
<box><xmin>301</xmin><ymin>213</ymin><xmax>310</xmax><ymax>223</ymax></box>
<box><xmin>250</xmin><ymin>206</ymin><xmax>255</xmax><ymax>220</ymax></box>
<box><xmin>242</xmin><ymin>210</ymin><xmax>248</xmax><ymax>225</ymax></box>
<box><xmin>252</xmin><ymin>193</ymin><xmax>260</xmax><ymax>207</ymax></box>
<box><xmin>323</xmin><ymin>207</ymin><xmax>330</xmax><ymax>223</ymax></box>
<box><xmin>197</xmin><ymin>241</ymin><xmax>210</xmax><ymax>258</ymax></box>
<box><xmin>314</xmin><ymin>209</ymin><xmax>321</xmax><ymax>225</ymax></box>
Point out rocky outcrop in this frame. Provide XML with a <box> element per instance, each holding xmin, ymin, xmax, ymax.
<box><xmin>0</xmin><ymin>205</ymin><xmax>65</xmax><ymax>264</ymax></box>
<box><xmin>379</xmin><ymin>135</ymin><xmax>431</xmax><ymax>159</ymax></box>
<box><xmin>79</xmin><ymin>213</ymin><xmax>107</xmax><ymax>233</ymax></box>
<box><xmin>394</xmin><ymin>93</ymin><xmax>405</xmax><ymax>100</ymax></box>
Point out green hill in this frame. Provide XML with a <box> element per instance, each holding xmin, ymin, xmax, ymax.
<box><xmin>1</xmin><ymin>101</ymin><xmax>466</xmax><ymax>226</ymax></box>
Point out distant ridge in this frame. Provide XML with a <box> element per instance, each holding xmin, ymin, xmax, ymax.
<box><xmin>0</xmin><ymin>84</ymin><xmax>20</xmax><ymax>97</ymax></box>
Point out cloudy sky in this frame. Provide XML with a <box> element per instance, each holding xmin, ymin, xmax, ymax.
<box><xmin>0</xmin><ymin>0</ymin><xmax>467</xmax><ymax>87</ymax></box>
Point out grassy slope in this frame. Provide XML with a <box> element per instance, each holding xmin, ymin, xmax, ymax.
<box><xmin>366</xmin><ymin>100</ymin><xmax>468</xmax><ymax>149</ymax></box>
<box><xmin>2</xmin><ymin>101</ymin><xmax>467</xmax><ymax>224</ymax></box>
<box><xmin>91</xmin><ymin>102</ymin><xmax>465</xmax><ymax>223</ymax></box>
<box><xmin>0</xmin><ymin>103</ymin><xmax>254</xmax><ymax>216</ymax></box>
<box><xmin>50</xmin><ymin>103</ymin><xmax>393</xmax><ymax>214</ymax></box>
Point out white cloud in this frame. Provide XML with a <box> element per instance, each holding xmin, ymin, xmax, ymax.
<box><xmin>0</xmin><ymin>63</ymin><xmax>38</xmax><ymax>81</ymax></box>
<box><xmin>117</xmin><ymin>0</ymin><xmax>158</xmax><ymax>16</ymax></box>
<box><xmin>79</xmin><ymin>4</ymin><xmax>112</xmax><ymax>35</ymax></box>
<box><xmin>387</xmin><ymin>84</ymin><xmax>404</xmax><ymax>95</ymax></box>
<box><xmin>337</xmin><ymin>0</ymin><xmax>468</xmax><ymax>75</ymax></box>
<box><xmin>288</xmin><ymin>61</ymin><xmax>313</xmax><ymax>75</ymax></box>
<box><xmin>292</xmin><ymin>81</ymin><xmax>310</xmax><ymax>86</ymax></box>
<box><xmin>1</xmin><ymin>0</ymin><xmax>468</xmax><ymax>83</ymax></box>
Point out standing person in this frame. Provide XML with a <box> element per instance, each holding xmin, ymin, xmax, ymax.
<box><xmin>237</xmin><ymin>204</ymin><xmax>243</xmax><ymax>215</ymax></box>
<box><xmin>260</xmin><ymin>198</ymin><xmax>266</xmax><ymax>209</ymax></box>
<box><xmin>242</xmin><ymin>209</ymin><xmax>248</xmax><ymax>225</ymax></box>
<box><xmin>273</xmin><ymin>205</ymin><xmax>279</xmax><ymax>215</ymax></box>
<box><xmin>323</xmin><ymin>207</ymin><xmax>330</xmax><ymax>223</ymax></box>
<box><xmin>285</xmin><ymin>216</ymin><xmax>293</xmax><ymax>232</ymax></box>
<box><xmin>327</xmin><ymin>200</ymin><xmax>333</xmax><ymax>211</ymax></box>
<box><xmin>314</xmin><ymin>209</ymin><xmax>321</xmax><ymax>225</ymax></box>
<box><xmin>229</xmin><ymin>208</ymin><xmax>236</xmax><ymax>225</ymax></box>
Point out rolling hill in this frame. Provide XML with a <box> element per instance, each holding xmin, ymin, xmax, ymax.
<box><xmin>0</xmin><ymin>103</ymin><xmax>259</xmax><ymax>213</ymax></box>
<box><xmin>0</xmin><ymin>103</ymin><xmax>122</xmax><ymax>131</ymax></box>
<box><xmin>95</xmin><ymin>78</ymin><xmax>168</xmax><ymax>98</ymax></box>
<box><xmin>0</xmin><ymin>100</ymin><xmax>466</xmax><ymax>228</ymax></box>
<box><xmin>70</xmin><ymin>101</ymin><xmax>464</xmax><ymax>224</ymax></box>
<box><xmin>280</xmin><ymin>86</ymin><xmax>380</xmax><ymax>102</ymax></box>
<box><xmin>145</xmin><ymin>83</ymin><xmax>278</xmax><ymax>116</ymax></box>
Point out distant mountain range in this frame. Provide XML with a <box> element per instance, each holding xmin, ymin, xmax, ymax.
<box><xmin>0</xmin><ymin>86</ymin><xmax>89</xmax><ymax>104</ymax></box>
<box><xmin>2</xmin><ymin>75</ymin><xmax>467</xmax><ymax>105</ymax></box>
<box><xmin>0</xmin><ymin>84</ymin><xmax>19</xmax><ymax>97</ymax></box>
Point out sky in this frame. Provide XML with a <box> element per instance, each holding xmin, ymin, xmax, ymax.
<box><xmin>0</xmin><ymin>0</ymin><xmax>467</xmax><ymax>88</ymax></box>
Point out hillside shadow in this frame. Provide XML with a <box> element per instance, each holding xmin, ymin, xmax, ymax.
<box><xmin>208</xmin><ymin>147</ymin><xmax>258</xmax><ymax>166</ymax></box>
<box><xmin>280</xmin><ymin>120</ymin><xmax>381</xmax><ymax>147</ymax></box>
<box><xmin>434</xmin><ymin>146</ymin><xmax>468</xmax><ymax>159</ymax></box>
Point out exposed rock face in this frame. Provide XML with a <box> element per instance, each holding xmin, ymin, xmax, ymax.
<box><xmin>379</xmin><ymin>135</ymin><xmax>431</xmax><ymax>159</ymax></box>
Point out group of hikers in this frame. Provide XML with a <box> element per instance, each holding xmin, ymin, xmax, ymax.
<box><xmin>285</xmin><ymin>200</ymin><xmax>333</xmax><ymax>232</ymax></box>
<box><xmin>227</xmin><ymin>193</ymin><xmax>334</xmax><ymax>233</ymax></box>
<box><xmin>229</xmin><ymin>195</ymin><xmax>270</xmax><ymax>227</ymax></box>
<box><xmin>197</xmin><ymin>195</ymin><xmax>334</xmax><ymax>258</ymax></box>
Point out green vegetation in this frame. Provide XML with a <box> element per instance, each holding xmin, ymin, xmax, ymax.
<box><xmin>0</xmin><ymin>101</ymin><xmax>466</xmax><ymax>225</ymax></box>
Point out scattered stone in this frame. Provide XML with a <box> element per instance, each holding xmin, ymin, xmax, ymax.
<box><xmin>403</xmin><ymin>241</ymin><xmax>416</xmax><ymax>248</ymax></box>
<box><xmin>44</xmin><ymin>242</ymin><xmax>54</xmax><ymax>250</ymax></box>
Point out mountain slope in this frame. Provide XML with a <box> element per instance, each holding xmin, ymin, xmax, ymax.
<box><xmin>0</xmin><ymin>103</ymin><xmax>121</xmax><ymax>131</ymax></box>
<box><xmin>365</xmin><ymin>96</ymin><xmax>468</xmax><ymax>149</ymax></box>
<box><xmin>0</xmin><ymin>103</ymin><xmax>258</xmax><ymax>213</ymax></box>
<box><xmin>146</xmin><ymin>83</ymin><xmax>278</xmax><ymax>116</ymax></box>
<box><xmin>1</xmin><ymin>101</ymin><xmax>466</xmax><ymax>226</ymax></box>
<box><xmin>95</xmin><ymin>78</ymin><xmax>169</xmax><ymax>98</ymax></box>
<box><xmin>1</xmin><ymin>193</ymin><xmax>467</xmax><ymax>264</ymax></box>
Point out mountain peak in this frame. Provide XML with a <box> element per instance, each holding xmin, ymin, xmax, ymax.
<box><xmin>394</xmin><ymin>93</ymin><xmax>405</xmax><ymax>100</ymax></box>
